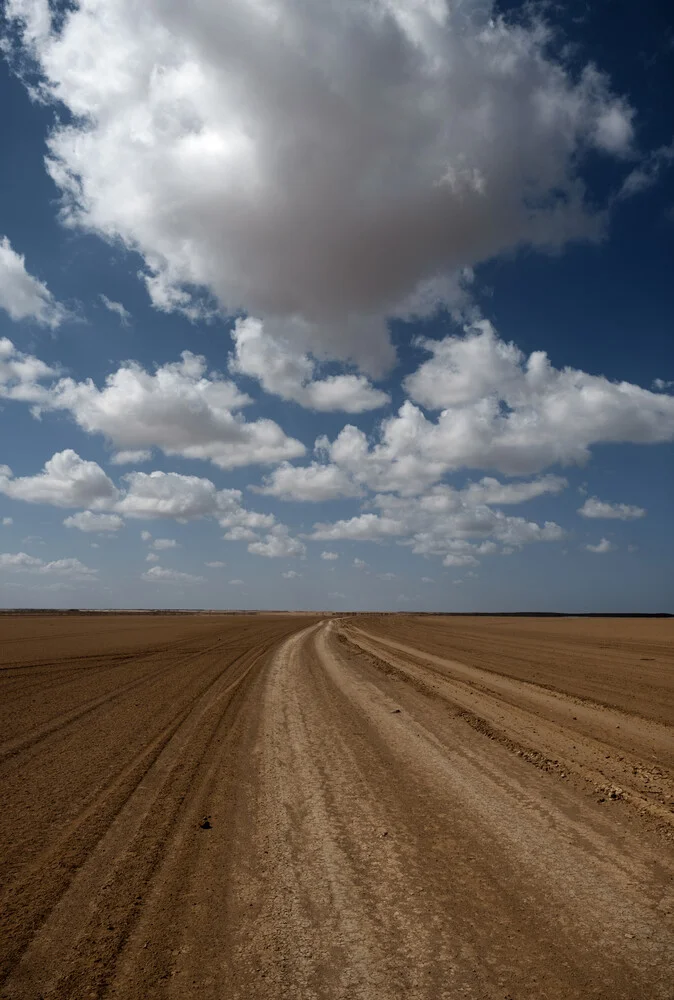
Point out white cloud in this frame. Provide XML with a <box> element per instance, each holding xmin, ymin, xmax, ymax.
<box><xmin>311</xmin><ymin>513</ymin><xmax>406</xmax><ymax>542</ymax></box>
<box><xmin>152</xmin><ymin>537</ymin><xmax>177</xmax><ymax>550</ymax></box>
<box><xmin>142</xmin><ymin>565</ymin><xmax>204</xmax><ymax>584</ymax></box>
<box><xmin>222</xmin><ymin>526</ymin><xmax>258</xmax><ymax>542</ymax></box>
<box><xmin>619</xmin><ymin>142</ymin><xmax>674</xmax><ymax>199</ymax></box>
<box><xmin>100</xmin><ymin>294</ymin><xmax>131</xmax><ymax>325</ymax></box>
<box><xmin>7</xmin><ymin>0</ymin><xmax>635</xmax><ymax>370</ymax></box>
<box><xmin>117</xmin><ymin>471</ymin><xmax>245</xmax><ymax>521</ymax></box>
<box><xmin>248</xmin><ymin>525</ymin><xmax>305</xmax><ymax>558</ymax></box>
<box><xmin>229</xmin><ymin>317</ymin><xmax>388</xmax><ymax>411</ymax></box>
<box><xmin>282</xmin><ymin>570</ymin><xmax>301</xmax><ymax>579</ymax></box>
<box><xmin>64</xmin><ymin>510</ymin><xmax>124</xmax><ymax>532</ymax></box>
<box><xmin>220</xmin><ymin>506</ymin><xmax>276</xmax><ymax>542</ymax></box>
<box><xmin>0</xmin><ymin>450</ymin><xmax>118</xmax><ymax>509</ymax></box>
<box><xmin>585</xmin><ymin>538</ymin><xmax>615</xmax><ymax>554</ymax></box>
<box><xmin>0</xmin><ymin>340</ymin><xmax>302</xmax><ymax>473</ymax></box>
<box><xmin>462</xmin><ymin>475</ymin><xmax>567</xmax><ymax>506</ymax></box>
<box><xmin>206</xmin><ymin>560</ymin><xmax>225</xmax><ymax>568</ymax></box>
<box><xmin>378</xmin><ymin>572</ymin><xmax>397</xmax><ymax>580</ymax></box>
<box><xmin>353</xmin><ymin>558</ymin><xmax>368</xmax><ymax>569</ymax></box>
<box><xmin>146</xmin><ymin>552</ymin><xmax>159</xmax><ymax>563</ymax></box>
<box><xmin>0</xmin><ymin>551</ymin><xmax>97</xmax><ymax>579</ymax></box>
<box><xmin>229</xmin><ymin>579</ymin><xmax>244</xmax><ymax>586</ymax></box>
<box><xmin>0</xmin><ymin>337</ymin><xmax>59</xmax><ymax>405</ymax></box>
<box><xmin>42</xmin><ymin>351</ymin><xmax>305</xmax><ymax>471</ymax></box>
<box><xmin>578</xmin><ymin>497</ymin><xmax>646</xmax><ymax>520</ymax></box>
<box><xmin>0</xmin><ymin>236</ymin><xmax>66</xmax><ymax>327</ymax></box>
<box><xmin>320</xmin><ymin>322</ymin><xmax>674</xmax><ymax>489</ymax></box>
<box><xmin>320</xmin><ymin>551</ymin><xmax>339</xmax><ymax>561</ymax></box>
<box><xmin>256</xmin><ymin>462</ymin><xmax>361</xmax><ymax>504</ymax></box>
<box><xmin>2</xmin><ymin>517</ymin><xmax>13</xmax><ymax>526</ymax></box>
<box><xmin>0</xmin><ymin>456</ymin><xmax>303</xmax><ymax>571</ymax></box>
<box><xmin>0</xmin><ymin>551</ymin><xmax>42</xmax><ymax>569</ymax></box>
<box><xmin>421</xmin><ymin>577</ymin><xmax>433</xmax><ymax>583</ymax></box>
<box><xmin>356</xmin><ymin>487</ymin><xmax>565</xmax><ymax>566</ymax></box>
<box><xmin>110</xmin><ymin>450</ymin><xmax>152</xmax><ymax>465</ymax></box>
<box><xmin>253</xmin><ymin>460</ymin><xmax>361</xmax><ymax>503</ymax></box>
<box><xmin>443</xmin><ymin>553</ymin><xmax>479</xmax><ymax>568</ymax></box>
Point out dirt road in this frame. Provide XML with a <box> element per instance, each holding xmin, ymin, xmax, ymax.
<box><xmin>1</xmin><ymin>613</ymin><xmax>672</xmax><ymax>999</ymax></box>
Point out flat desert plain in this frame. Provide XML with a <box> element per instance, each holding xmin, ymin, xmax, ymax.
<box><xmin>0</xmin><ymin>613</ymin><xmax>672</xmax><ymax>999</ymax></box>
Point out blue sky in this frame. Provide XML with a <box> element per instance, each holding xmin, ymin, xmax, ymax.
<box><xmin>0</xmin><ymin>0</ymin><xmax>672</xmax><ymax>611</ymax></box>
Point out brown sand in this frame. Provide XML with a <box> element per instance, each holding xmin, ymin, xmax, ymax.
<box><xmin>1</xmin><ymin>613</ymin><xmax>672</xmax><ymax>999</ymax></box>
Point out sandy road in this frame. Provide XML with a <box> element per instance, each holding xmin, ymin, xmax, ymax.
<box><xmin>1</xmin><ymin>614</ymin><xmax>672</xmax><ymax>999</ymax></box>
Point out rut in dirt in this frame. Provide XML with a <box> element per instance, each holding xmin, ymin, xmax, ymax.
<box><xmin>0</xmin><ymin>612</ymin><xmax>672</xmax><ymax>1000</ymax></box>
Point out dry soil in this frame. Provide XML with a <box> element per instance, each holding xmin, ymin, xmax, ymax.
<box><xmin>0</xmin><ymin>612</ymin><xmax>672</xmax><ymax>999</ymax></box>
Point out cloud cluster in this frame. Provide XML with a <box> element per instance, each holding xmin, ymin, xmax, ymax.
<box><xmin>7</xmin><ymin>0</ymin><xmax>635</xmax><ymax>368</ymax></box>
<box><xmin>48</xmin><ymin>351</ymin><xmax>305</xmax><ymax>470</ymax></box>
<box><xmin>316</xmin><ymin>322</ymin><xmax>674</xmax><ymax>489</ymax></box>
<box><xmin>0</xmin><ymin>337</ymin><xmax>59</xmax><ymax>403</ymax></box>
<box><xmin>0</xmin><ymin>450</ymin><xmax>306</xmax><ymax>559</ymax></box>
<box><xmin>0</xmin><ymin>450</ymin><xmax>118</xmax><ymax>509</ymax></box>
<box><xmin>0</xmin><ymin>551</ymin><xmax>97</xmax><ymax>579</ymax></box>
<box><xmin>64</xmin><ymin>510</ymin><xmax>124</xmax><ymax>532</ymax></box>
<box><xmin>254</xmin><ymin>461</ymin><xmax>362</xmax><ymax>502</ymax></box>
<box><xmin>142</xmin><ymin>565</ymin><xmax>204</xmax><ymax>585</ymax></box>
<box><xmin>248</xmin><ymin>525</ymin><xmax>305</xmax><ymax>558</ymax></box>
<box><xmin>578</xmin><ymin>497</ymin><xmax>645</xmax><ymax>520</ymax></box>
<box><xmin>0</xmin><ymin>236</ymin><xmax>66</xmax><ymax>327</ymax></box>
<box><xmin>0</xmin><ymin>340</ymin><xmax>305</xmax><ymax>470</ymax></box>
<box><xmin>309</xmin><ymin>478</ymin><xmax>564</xmax><ymax>567</ymax></box>
<box><xmin>230</xmin><ymin>318</ymin><xmax>388</xmax><ymax>412</ymax></box>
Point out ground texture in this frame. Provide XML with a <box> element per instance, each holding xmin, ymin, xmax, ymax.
<box><xmin>0</xmin><ymin>612</ymin><xmax>672</xmax><ymax>999</ymax></box>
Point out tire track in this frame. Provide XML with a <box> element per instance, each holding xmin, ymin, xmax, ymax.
<box><xmin>0</xmin><ymin>628</ymin><xmax>290</xmax><ymax>998</ymax></box>
<box><xmin>0</xmin><ymin>630</ymin><xmax>239</xmax><ymax>762</ymax></box>
<box><xmin>211</xmin><ymin>620</ymin><xmax>673</xmax><ymax>999</ymax></box>
<box><xmin>343</xmin><ymin>623</ymin><xmax>674</xmax><ymax>829</ymax></box>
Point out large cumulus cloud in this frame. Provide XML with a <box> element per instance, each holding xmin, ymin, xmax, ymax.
<box><xmin>7</xmin><ymin>0</ymin><xmax>633</xmax><ymax>369</ymax></box>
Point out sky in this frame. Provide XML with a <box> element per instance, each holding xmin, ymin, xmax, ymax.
<box><xmin>0</xmin><ymin>0</ymin><xmax>672</xmax><ymax>612</ymax></box>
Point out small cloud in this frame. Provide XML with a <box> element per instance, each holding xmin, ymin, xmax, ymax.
<box><xmin>64</xmin><ymin>510</ymin><xmax>124</xmax><ymax>533</ymax></box>
<box><xmin>627</xmin><ymin>544</ymin><xmax>639</xmax><ymax>553</ymax></box>
<box><xmin>421</xmin><ymin>576</ymin><xmax>433</xmax><ymax>583</ymax></box>
<box><xmin>321</xmin><ymin>551</ymin><xmax>339</xmax><ymax>560</ymax></box>
<box><xmin>206</xmin><ymin>560</ymin><xmax>226</xmax><ymax>568</ymax></box>
<box><xmin>0</xmin><ymin>235</ymin><xmax>67</xmax><ymax>327</ymax></box>
<box><xmin>282</xmin><ymin>570</ymin><xmax>301</xmax><ymax>579</ymax></box>
<box><xmin>229</xmin><ymin>578</ymin><xmax>244</xmax><ymax>585</ymax></box>
<box><xmin>585</xmin><ymin>538</ymin><xmax>615</xmax><ymax>554</ymax></box>
<box><xmin>378</xmin><ymin>572</ymin><xmax>397</xmax><ymax>580</ymax></box>
<box><xmin>142</xmin><ymin>565</ymin><xmax>203</xmax><ymax>584</ymax></box>
<box><xmin>328</xmin><ymin>591</ymin><xmax>346</xmax><ymax>599</ymax></box>
<box><xmin>353</xmin><ymin>558</ymin><xmax>368</xmax><ymax>569</ymax></box>
<box><xmin>141</xmin><ymin>530</ymin><xmax>152</xmax><ymax>541</ymax></box>
<box><xmin>110</xmin><ymin>449</ymin><xmax>152</xmax><ymax>465</ymax></box>
<box><xmin>652</xmin><ymin>378</ymin><xmax>674</xmax><ymax>391</ymax></box>
<box><xmin>100</xmin><ymin>294</ymin><xmax>131</xmax><ymax>325</ymax></box>
<box><xmin>152</xmin><ymin>537</ymin><xmax>177</xmax><ymax>550</ymax></box>
<box><xmin>2</xmin><ymin>517</ymin><xmax>12</xmax><ymax>526</ymax></box>
<box><xmin>146</xmin><ymin>552</ymin><xmax>159</xmax><ymax>562</ymax></box>
<box><xmin>578</xmin><ymin>497</ymin><xmax>645</xmax><ymax>521</ymax></box>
